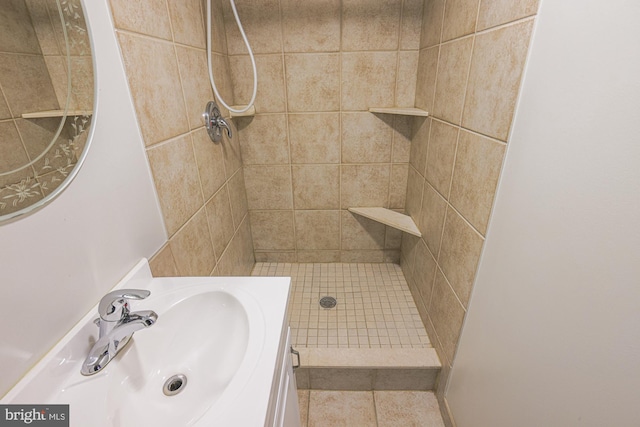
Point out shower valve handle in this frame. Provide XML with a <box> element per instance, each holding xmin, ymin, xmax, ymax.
<box><xmin>203</xmin><ymin>101</ymin><xmax>232</xmax><ymax>142</ymax></box>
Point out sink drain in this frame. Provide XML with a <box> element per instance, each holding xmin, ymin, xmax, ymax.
<box><xmin>319</xmin><ymin>296</ymin><xmax>337</xmax><ymax>309</ymax></box>
<box><xmin>163</xmin><ymin>374</ymin><xmax>187</xmax><ymax>396</ymax></box>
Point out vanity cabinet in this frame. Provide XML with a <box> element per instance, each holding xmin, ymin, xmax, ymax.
<box><xmin>267</xmin><ymin>327</ymin><xmax>301</xmax><ymax>427</ymax></box>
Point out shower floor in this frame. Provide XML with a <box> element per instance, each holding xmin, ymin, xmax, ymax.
<box><xmin>251</xmin><ymin>263</ymin><xmax>431</xmax><ymax>349</ymax></box>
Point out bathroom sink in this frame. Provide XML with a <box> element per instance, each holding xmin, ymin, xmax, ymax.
<box><xmin>2</xmin><ymin>260</ymin><xmax>291</xmax><ymax>426</ymax></box>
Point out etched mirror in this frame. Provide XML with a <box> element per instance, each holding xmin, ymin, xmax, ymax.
<box><xmin>0</xmin><ymin>0</ymin><xmax>94</xmax><ymax>222</ymax></box>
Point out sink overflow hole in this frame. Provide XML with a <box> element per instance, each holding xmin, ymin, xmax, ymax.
<box><xmin>163</xmin><ymin>374</ymin><xmax>187</xmax><ymax>396</ymax></box>
<box><xmin>319</xmin><ymin>296</ymin><xmax>337</xmax><ymax>309</ymax></box>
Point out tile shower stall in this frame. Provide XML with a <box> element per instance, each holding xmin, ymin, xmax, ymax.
<box><xmin>109</xmin><ymin>0</ymin><xmax>539</xmax><ymax>419</ymax></box>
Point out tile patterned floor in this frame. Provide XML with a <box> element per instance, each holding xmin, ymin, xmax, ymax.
<box><xmin>252</xmin><ymin>263</ymin><xmax>431</xmax><ymax>349</ymax></box>
<box><xmin>298</xmin><ymin>390</ymin><xmax>445</xmax><ymax>427</ymax></box>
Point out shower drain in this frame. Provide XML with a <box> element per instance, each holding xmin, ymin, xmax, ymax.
<box><xmin>319</xmin><ymin>296</ymin><xmax>337</xmax><ymax>309</ymax></box>
<box><xmin>163</xmin><ymin>374</ymin><xmax>187</xmax><ymax>396</ymax></box>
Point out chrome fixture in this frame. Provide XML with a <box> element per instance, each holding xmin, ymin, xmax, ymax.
<box><xmin>81</xmin><ymin>289</ymin><xmax>157</xmax><ymax>376</ymax></box>
<box><xmin>203</xmin><ymin>101</ymin><xmax>232</xmax><ymax>142</ymax></box>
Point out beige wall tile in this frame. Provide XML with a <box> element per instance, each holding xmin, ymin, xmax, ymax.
<box><xmin>342</xmin><ymin>113</ymin><xmax>393</xmax><ymax>163</ymax></box>
<box><xmin>42</xmin><ymin>56</ymin><xmax>68</xmax><ymax>110</ymax></box>
<box><xmin>400</xmin><ymin>0</ymin><xmax>425</xmax><ymax>50</ymax></box>
<box><xmin>418</xmin><ymin>183</ymin><xmax>447</xmax><ymax>256</ymax></box>
<box><xmin>217</xmin><ymin>216</ymin><xmax>255</xmax><ymax>275</ymax></box>
<box><xmin>254</xmin><ymin>251</ymin><xmax>297</xmax><ymax>262</ymax></box>
<box><xmin>341</xmin><ymin>164</ymin><xmax>391</xmax><ymax>208</ymax></box>
<box><xmin>342</xmin><ymin>0</ymin><xmax>401</xmax><ymax>51</ymax></box>
<box><xmin>221</xmin><ymin>121</ymin><xmax>243</xmax><ymax>177</ymax></box>
<box><xmin>250</xmin><ymin>210</ymin><xmax>295</xmax><ymax>250</ymax></box>
<box><xmin>117</xmin><ymin>33</ymin><xmax>189</xmax><ymax>146</ymax></box>
<box><xmin>309</xmin><ymin>370</ymin><xmax>375</xmax><ymax>390</ymax></box>
<box><xmin>308</xmin><ymin>391</ymin><xmax>376</xmax><ymax>426</ymax></box>
<box><xmin>149</xmin><ymin>244</ymin><xmax>179</xmax><ymax>277</ymax></box>
<box><xmin>146</xmin><ymin>135</ymin><xmax>203</xmax><ymax>236</ymax></box>
<box><xmin>414</xmin><ymin>238</ymin><xmax>437</xmax><ymax>307</ymax></box>
<box><xmin>341</xmin><ymin>52</ymin><xmax>398</xmax><ymax>111</ymax></box>
<box><xmin>429</xmin><ymin>268</ymin><xmax>466</xmax><ymax>363</ymax></box>
<box><xmin>297</xmin><ymin>251</ymin><xmax>341</xmax><ymax>263</ymax></box>
<box><xmin>374</xmin><ymin>391</ymin><xmax>444</xmax><ymax>426</ymax></box>
<box><xmin>281</xmin><ymin>0</ymin><xmax>341</xmax><ymax>53</ymax></box>
<box><xmin>425</xmin><ymin>119</ymin><xmax>459</xmax><ymax>198</ymax></box>
<box><xmin>450</xmin><ymin>130</ymin><xmax>505</xmax><ymax>235</ymax></box>
<box><xmin>243</xmin><ymin>165</ymin><xmax>293</xmax><ymax>210</ymax></box>
<box><xmin>432</xmin><ymin>36</ymin><xmax>474</xmax><ymax>125</ymax></box>
<box><xmin>396</xmin><ymin>51</ymin><xmax>420</xmax><ymax>107</ymax></box>
<box><xmin>207</xmin><ymin>0</ymin><xmax>228</xmax><ymax>54</ymax></box>
<box><xmin>169</xmin><ymin>208</ymin><xmax>216</xmax><ymax>275</ymax></box>
<box><xmin>341</xmin><ymin>250</ymin><xmax>385</xmax><ymax>262</ymax></box>
<box><xmin>477</xmin><ymin>0</ymin><xmax>540</xmax><ymax>31</ymax></box>
<box><xmin>384</xmin><ymin>249</ymin><xmax>401</xmax><ymax>263</ymax></box>
<box><xmin>289</xmin><ymin>113</ymin><xmax>341</xmax><ymax>164</ymax></box>
<box><xmin>389</xmin><ymin>164</ymin><xmax>409</xmax><ymax>209</ymax></box>
<box><xmin>409</xmin><ymin>117</ymin><xmax>430</xmax><ymax>176</ymax></box>
<box><xmin>25</xmin><ymin>0</ymin><xmax>60</xmax><ymax>55</ymax></box>
<box><xmin>205</xmin><ymin>185</ymin><xmax>235</xmax><ymax>259</ymax></box>
<box><xmin>237</xmin><ymin>114</ymin><xmax>289</xmax><ymax>164</ymax></box>
<box><xmin>226</xmin><ymin>168</ymin><xmax>249</xmax><ymax>228</ymax></box>
<box><xmin>229</xmin><ymin>54</ymin><xmax>285</xmax><ymax>113</ymax></box>
<box><xmin>292</xmin><ymin>165</ymin><xmax>340</xmax><ymax>209</ymax></box>
<box><xmin>462</xmin><ymin>20</ymin><xmax>534</xmax><ymax>141</ymax></box>
<box><xmin>192</xmin><ymin>128</ymin><xmax>226</xmax><ymax>200</ymax></box>
<box><xmin>0</xmin><ymin>97</ymin><xmax>11</xmax><ymax>121</ymax></box>
<box><xmin>415</xmin><ymin>46</ymin><xmax>439</xmax><ymax>113</ymax></box>
<box><xmin>295</xmin><ymin>210</ymin><xmax>340</xmax><ymax>250</ymax></box>
<box><xmin>223</xmin><ymin>0</ymin><xmax>282</xmax><ymax>54</ymax></box>
<box><xmin>421</xmin><ymin>0</ymin><xmax>445</xmax><ymax>48</ymax></box>
<box><xmin>0</xmin><ymin>54</ymin><xmax>59</xmax><ymax>116</ymax></box>
<box><xmin>109</xmin><ymin>0</ymin><xmax>172</xmax><ymax>40</ymax></box>
<box><xmin>438</xmin><ymin>207</ymin><xmax>483</xmax><ymax>307</ymax></box>
<box><xmin>385</xmin><ymin>226</ymin><xmax>403</xmax><ymax>249</ymax></box>
<box><xmin>374</xmin><ymin>371</ymin><xmax>439</xmax><ymax>391</ymax></box>
<box><xmin>442</xmin><ymin>0</ymin><xmax>481</xmax><ymax>42</ymax></box>
<box><xmin>166</xmin><ymin>0</ymin><xmax>205</xmax><ymax>48</ymax></box>
<box><xmin>1</xmin><ymin>0</ymin><xmax>47</xmax><ymax>54</ymax></box>
<box><xmin>68</xmin><ymin>57</ymin><xmax>95</xmax><ymax>111</ymax></box>
<box><xmin>209</xmin><ymin>52</ymin><xmax>235</xmax><ymax>104</ymax></box>
<box><xmin>175</xmin><ymin>46</ymin><xmax>214</xmax><ymax>130</ymax></box>
<box><xmin>0</xmin><ymin>121</ymin><xmax>29</xmax><ymax>171</ymax></box>
<box><xmin>405</xmin><ymin>166</ymin><xmax>424</xmax><ymax>219</ymax></box>
<box><xmin>400</xmin><ymin>233</ymin><xmax>420</xmax><ymax>279</ymax></box>
<box><xmin>391</xmin><ymin>116</ymin><xmax>413</xmax><ymax>163</ymax></box>
<box><xmin>285</xmin><ymin>54</ymin><xmax>340</xmax><ymax>112</ymax></box>
<box><xmin>341</xmin><ymin>211</ymin><xmax>386</xmax><ymax>250</ymax></box>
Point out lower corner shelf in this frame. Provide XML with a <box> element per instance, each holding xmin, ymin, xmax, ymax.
<box><xmin>348</xmin><ymin>207</ymin><xmax>421</xmax><ymax>237</ymax></box>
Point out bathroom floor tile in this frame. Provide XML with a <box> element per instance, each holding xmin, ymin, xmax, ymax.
<box><xmin>307</xmin><ymin>390</ymin><xmax>376</xmax><ymax>427</ymax></box>
<box><xmin>374</xmin><ymin>391</ymin><xmax>445</xmax><ymax>427</ymax></box>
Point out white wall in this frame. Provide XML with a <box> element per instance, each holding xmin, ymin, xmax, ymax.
<box><xmin>0</xmin><ymin>0</ymin><xmax>166</xmax><ymax>396</ymax></box>
<box><xmin>446</xmin><ymin>0</ymin><xmax>640</xmax><ymax>425</ymax></box>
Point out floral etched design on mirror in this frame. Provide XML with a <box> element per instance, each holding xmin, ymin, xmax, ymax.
<box><xmin>0</xmin><ymin>0</ymin><xmax>94</xmax><ymax>222</ymax></box>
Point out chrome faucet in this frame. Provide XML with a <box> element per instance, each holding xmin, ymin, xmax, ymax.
<box><xmin>81</xmin><ymin>289</ymin><xmax>158</xmax><ymax>376</ymax></box>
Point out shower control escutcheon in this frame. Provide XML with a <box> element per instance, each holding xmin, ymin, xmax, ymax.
<box><xmin>203</xmin><ymin>100</ymin><xmax>232</xmax><ymax>142</ymax></box>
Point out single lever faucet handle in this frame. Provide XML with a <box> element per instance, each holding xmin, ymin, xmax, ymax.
<box><xmin>98</xmin><ymin>289</ymin><xmax>151</xmax><ymax>322</ymax></box>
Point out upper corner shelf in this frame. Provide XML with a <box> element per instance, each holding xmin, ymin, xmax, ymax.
<box><xmin>348</xmin><ymin>207</ymin><xmax>421</xmax><ymax>237</ymax></box>
<box><xmin>21</xmin><ymin>110</ymin><xmax>93</xmax><ymax>119</ymax></box>
<box><xmin>368</xmin><ymin>107</ymin><xmax>429</xmax><ymax>117</ymax></box>
<box><xmin>228</xmin><ymin>105</ymin><xmax>256</xmax><ymax>118</ymax></box>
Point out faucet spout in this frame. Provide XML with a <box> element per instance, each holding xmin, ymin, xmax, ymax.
<box><xmin>81</xmin><ymin>290</ymin><xmax>158</xmax><ymax>376</ymax></box>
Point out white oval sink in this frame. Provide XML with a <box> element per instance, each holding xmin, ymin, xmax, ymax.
<box><xmin>105</xmin><ymin>291</ymin><xmax>251</xmax><ymax>425</ymax></box>
<box><xmin>2</xmin><ymin>260</ymin><xmax>290</xmax><ymax>427</ymax></box>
